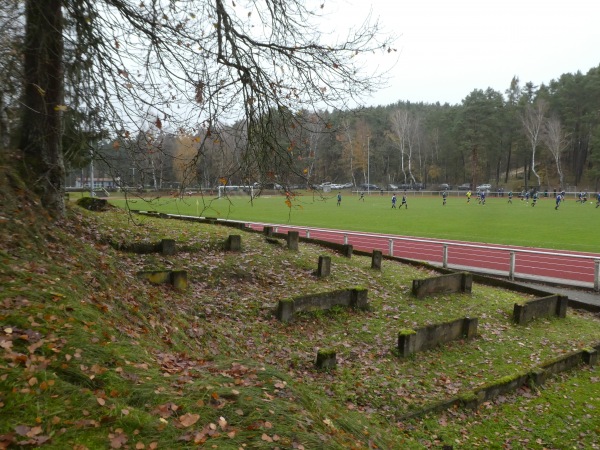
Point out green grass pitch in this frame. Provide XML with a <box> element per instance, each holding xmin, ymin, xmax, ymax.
<box><xmin>109</xmin><ymin>191</ymin><xmax>600</xmax><ymax>253</ymax></box>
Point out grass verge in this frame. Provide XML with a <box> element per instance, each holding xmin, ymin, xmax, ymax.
<box><xmin>1</xmin><ymin>202</ymin><xmax>599</xmax><ymax>449</ymax></box>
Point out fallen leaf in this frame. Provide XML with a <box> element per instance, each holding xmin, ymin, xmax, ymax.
<box><xmin>179</xmin><ymin>413</ymin><xmax>200</xmax><ymax>428</ymax></box>
<box><xmin>109</xmin><ymin>432</ymin><xmax>128</xmax><ymax>449</ymax></box>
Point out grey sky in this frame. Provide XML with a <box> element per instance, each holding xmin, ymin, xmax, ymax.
<box><xmin>331</xmin><ymin>0</ymin><xmax>600</xmax><ymax>106</ymax></box>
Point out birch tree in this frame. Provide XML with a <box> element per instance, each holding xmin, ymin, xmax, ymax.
<box><xmin>389</xmin><ymin>109</ymin><xmax>409</xmax><ymax>184</ymax></box>
<box><xmin>337</xmin><ymin>118</ymin><xmax>360</xmax><ymax>187</ymax></box>
<box><xmin>543</xmin><ymin>116</ymin><xmax>568</xmax><ymax>189</ymax></box>
<box><xmin>521</xmin><ymin>99</ymin><xmax>548</xmax><ymax>188</ymax></box>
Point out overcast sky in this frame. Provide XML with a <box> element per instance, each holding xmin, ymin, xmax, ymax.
<box><xmin>329</xmin><ymin>0</ymin><xmax>600</xmax><ymax>106</ymax></box>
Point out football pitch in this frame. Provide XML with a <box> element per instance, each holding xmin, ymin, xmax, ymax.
<box><xmin>110</xmin><ymin>191</ymin><xmax>600</xmax><ymax>253</ymax></box>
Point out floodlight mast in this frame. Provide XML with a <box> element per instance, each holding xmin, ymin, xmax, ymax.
<box><xmin>367</xmin><ymin>135</ymin><xmax>370</xmax><ymax>194</ymax></box>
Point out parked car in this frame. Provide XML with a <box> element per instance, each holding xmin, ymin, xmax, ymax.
<box><xmin>387</xmin><ymin>184</ymin><xmax>399</xmax><ymax>190</ymax></box>
<box><xmin>458</xmin><ymin>183</ymin><xmax>472</xmax><ymax>191</ymax></box>
<box><xmin>358</xmin><ymin>184</ymin><xmax>379</xmax><ymax>191</ymax></box>
<box><xmin>438</xmin><ymin>183</ymin><xmax>452</xmax><ymax>190</ymax></box>
<box><xmin>253</xmin><ymin>182</ymin><xmax>282</xmax><ymax>190</ymax></box>
<box><xmin>476</xmin><ymin>184</ymin><xmax>492</xmax><ymax>191</ymax></box>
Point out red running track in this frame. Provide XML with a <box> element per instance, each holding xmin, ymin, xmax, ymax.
<box><xmin>248</xmin><ymin>223</ymin><xmax>600</xmax><ymax>288</ymax></box>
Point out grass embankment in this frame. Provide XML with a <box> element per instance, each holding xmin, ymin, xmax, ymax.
<box><xmin>1</xmin><ymin>201</ymin><xmax>599</xmax><ymax>449</ymax></box>
<box><xmin>108</xmin><ymin>190</ymin><xmax>600</xmax><ymax>253</ymax></box>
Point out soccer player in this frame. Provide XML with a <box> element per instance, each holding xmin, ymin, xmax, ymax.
<box><xmin>508</xmin><ymin>191</ymin><xmax>513</xmax><ymax>204</ymax></box>
<box><xmin>337</xmin><ymin>192</ymin><xmax>342</xmax><ymax>206</ymax></box>
<box><xmin>466</xmin><ymin>190</ymin><xmax>471</xmax><ymax>203</ymax></box>
<box><xmin>596</xmin><ymin>192</ymin><xmax>600</xmax><ymax>208</ymax></box>
<box><xmin>531</xmin><ymin>191</ymin><xmax>538</xmax><ymax>207</ymax></box>
<box><xmin>555</xmin><ymin>193</ymin><xmax>562</xmax><ymax>210</ymax></box>
<box><xmin>400</xmin><ymin>193</ymin><xmax>408</xmax><ymax>209</ymax></box>
<box><xmin>442</xmin><ymin>190</ymin><xmax>447</xmax><ymax>206</ymax></box>
<box><xmin>391</xmin><ymin>194</ymin><xmax>397</xmax><ymax>209</ymax></box>
<box><xmin>480</xmin><ymin>191</ymin><xmax>486</xmax><ymax>205</ymax></box>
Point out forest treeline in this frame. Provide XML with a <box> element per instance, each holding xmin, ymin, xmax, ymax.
<box><xmin>79</xmin><ymin>65</ymin><xmax>600</xmax><ymax>193</ymax></box>
<box><xmin>2</xmin><ymin>0</ymin><xmax>599</xmax><ymax>222</ymax></box>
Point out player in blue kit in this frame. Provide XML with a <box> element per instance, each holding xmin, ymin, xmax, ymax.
<box><xmin>555</xmin><ymin>193</ymin><xmax>562</xmax><ymax>210</ymax></box>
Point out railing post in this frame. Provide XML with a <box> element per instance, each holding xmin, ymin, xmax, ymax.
<box><xmin>509</xmin><ymin>251</ymin><xmax>516</xmax><ymax>281</ymax></box>
<box><xmin>306</xmin><ymin>229</ymin><xmax>310</xmax><ymax>239</ymax></box>
<box><xmin>442</xmin><ymin>244</ymin><xmax>448</xmax><ymax>268</ymax></box>
<box><xmin>274</xmin><ymin>226</ymin><xmax>278</xmax><ymax>233</ymax></box>
<box><xmin>388</xmin><ymin>239</ymin><xmax>394</xmax><ymax>256</ymax></box>
<box><xmin>595</xmin><ymin>260</ymin><xmax>600</xmax><ymax>292</ymax></box>
<box><xmin>344</xmin><ymin>234</ymin><xmax>348</xmax><ymax>245</ymax></box>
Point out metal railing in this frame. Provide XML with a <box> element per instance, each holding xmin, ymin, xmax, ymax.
<box><xmin>244</xmin><ymin>222</ymin><xmax>600</xmax><ymax>291</ymax></box>
<box><xmin>142</xmin><ymin>212</ymin><xmax>600</xmax><ymax>291</ymax></box>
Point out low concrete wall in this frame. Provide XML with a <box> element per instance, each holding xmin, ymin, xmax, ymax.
<box><xmin>412</xmin><ymin>272</ymin><xmax>472</xmax><ymax>298</ymax></box>
<box><xmin>476</xmin><ymin>374</ymin><xmax>530</xmax><ymax>403</ymax></box>
<box><xmin>397</xmin><ymin>317</ymin><xmax>478</xmax><ymax>357</ymax></box>
<box><xmin>112</xmin><ymin>238</ymin><xmax>176</xmax><ymax>255</ymax></box>
<box><xmin>399</xmin><ymin>344</ymin><xmax>600</xmax><ymax>421</ymax></box>
<box><xmin>530</xmin><ymin>348</ymin><xmax>598</xmax><ymax>386</ymax></box>
<box><xmin>513</xmin><ymin>294</ymin><xmax>568</xmax><ymax>324</ymax></box>
<box><xmin>136</xmin><ymin>269</ymin><xmax>188</xmax><ymax>291</ymax></box>
<box><xmin>276</xmin><ymin>288</ymin><xmax>368</xmax><ymax>322</ymax></box>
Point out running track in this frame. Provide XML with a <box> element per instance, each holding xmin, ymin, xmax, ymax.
<box><xmin>138</xmin><ymin>212</ymin><xmax>600</xmax><ymax>289</ymax></box>
<box><xmin>244</xmin><ymin>222</ymin><xmax>600</xmax><ymax>289</ymax></box>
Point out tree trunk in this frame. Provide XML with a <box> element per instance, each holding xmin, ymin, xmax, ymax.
<box><xmin>0</xmin><ymin>91</ymin><xmax>10</xmax><ymax>150</ymax></box>
<box><xmin>504</xmin><ymin>140</ymin><xmax>513</xmax><ymax>183</ymax></box>
<box><xmin>19</xmin><ymin>0</ymin><xmax>65</xmax><ymax>218</ymax></box>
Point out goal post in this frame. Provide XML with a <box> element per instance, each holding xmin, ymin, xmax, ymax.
<box><xmin>218</xmin><ymin>185</ymin><xmax>254</xmax><ymax>198</ymax></box>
